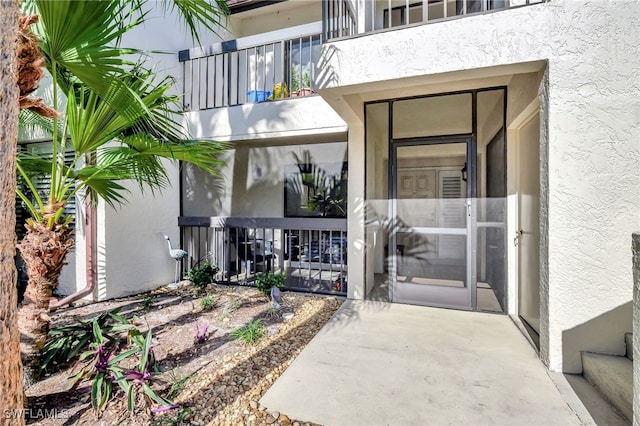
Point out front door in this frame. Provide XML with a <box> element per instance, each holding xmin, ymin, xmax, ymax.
<box><xmin>390</xmin><ymin>138</ymin><xmax>476</xmax><ymax>310</ymax></box>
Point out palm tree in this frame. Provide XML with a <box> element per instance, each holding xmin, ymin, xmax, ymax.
<box><xmin>16</xmin><ymin>0</ymin><xmax>230</xmax><ymax>386</ymax></box>
<box><xmin>1</xmin><ymin>2</ymin><xmax>25</xmax><ymax>422</ymax></box>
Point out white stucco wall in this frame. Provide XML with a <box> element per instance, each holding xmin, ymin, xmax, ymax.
<box><xmin>92</xmin><ymin>4</ymin><xmax>232</xmax><ymax>299</ymax></box>
<box><xmin>232</xmin><ymin>1</ymin><xmax>321</xmax><ymax>38</ymax></box>
<box><xmin>97</xmin><ymin>165</ymin><xmax>179</xmax><ymax>300</ymax></box>
<box><xmin>319</xmin><ymin>0</ymin><xmax>640</xmax><ymax>372</ymax></box>
<box><xmin>183</xmin><ymin>139</ymin><xmax>348</xmax><ymax>218</ymax></box>
<box><xmin>184</xmin><ymin>95</ymin><xmax>347</xmax><ymax>142</ymax></box>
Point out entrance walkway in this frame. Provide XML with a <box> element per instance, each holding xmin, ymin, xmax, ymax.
<box><xmin>261</xmin><ymin>300</ymin><xmax>582</xmax><ymax>425</ymax></box>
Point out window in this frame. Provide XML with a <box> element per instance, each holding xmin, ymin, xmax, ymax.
<box><xmin>285</xmin><ymin>159</ymin><xmax>348</xmax><ymax>218</ymax></box>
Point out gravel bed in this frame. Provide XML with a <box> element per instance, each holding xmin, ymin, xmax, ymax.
<box><xmin>171</xmin><ymin>296</ymin><xmax>341</xmax><ymax>426</ymax></box>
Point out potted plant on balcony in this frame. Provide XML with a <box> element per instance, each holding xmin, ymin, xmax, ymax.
<box><xmin>290</xmin><ymin>66</ymin><xmax>315</xmax><ymax>97</ymax></box>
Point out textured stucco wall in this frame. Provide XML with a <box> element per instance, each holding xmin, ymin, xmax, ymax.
<box><xmin>320</xmin><ymin>0</ymin><xmax>640</xmax><ymax>372</ymax></box>
<box><xmin>633</xmin><ymin>233</ymin><xmax>640</xmax><ymax>426</ymax></box>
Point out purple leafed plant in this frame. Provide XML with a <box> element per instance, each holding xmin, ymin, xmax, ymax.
<box><xmin>194</xmin><ymin>321</ymin><xmax>208</xmax><ymax>344</ymax></box>
<box><xmin>124</xmin><ymin>369</ymin><xmax>152</xmax><ymax>384</ymax></box>
<box><xmin>151</xmin><ymin>404</ymin><xmax>180</xmax><ymax>414</ymax></box>
<box><xmin>94</xmin><ymin>345</ymin><xmax>117</xmax><ymax>373</ymax></box>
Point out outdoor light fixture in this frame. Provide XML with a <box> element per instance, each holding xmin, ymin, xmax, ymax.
<box><xmin>461</xmin><ymin>162</ymin><xmax>468</xmax><ymax>182</ymax></box>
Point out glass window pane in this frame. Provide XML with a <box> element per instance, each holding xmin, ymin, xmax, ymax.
<box><xmin>392</xmin><ymin>93</ymin><xmax>472</xmax><ymax>139</ymax></box>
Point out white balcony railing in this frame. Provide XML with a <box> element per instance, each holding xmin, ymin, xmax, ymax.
<box><xmin>323</xmin><ymin>0</ymin><xmax>546</xmax><ymax>41</ymax></box>
<box><xmin>180</xmin><ymin>22</ymin><xmax>322</xmax><ymax>110</ymax></box>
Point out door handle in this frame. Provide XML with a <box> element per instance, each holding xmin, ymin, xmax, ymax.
<box><xmin>514</xmin><ymin>229</ymin><xmax>523</xmax><ymax>246</ymax></box>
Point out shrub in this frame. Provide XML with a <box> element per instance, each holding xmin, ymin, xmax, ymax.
<box><xmin>186</xmin><ymin>260</ymin><xmax>218</xmax><ymax>290</ymax></box>
<box><xmin>255</xmin><ymin>272</ymin><xmax>285</xmax><ymax>299</ymax></box>
<box><xmin>231</xmin><ymin>319</ymin><xmax>264</xmax><ymax>345</ymax></box>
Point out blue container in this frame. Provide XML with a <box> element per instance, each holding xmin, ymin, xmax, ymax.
<box><xmin>247</xmin><ymin>90</ymin><xmax>271</xmax><ymax>103</ymax></box>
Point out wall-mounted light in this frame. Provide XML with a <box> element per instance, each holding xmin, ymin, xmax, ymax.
<box><xmin>461</xmin><ymin>162</ymin><xmax>468</xmax><ymax>182</ymax></box>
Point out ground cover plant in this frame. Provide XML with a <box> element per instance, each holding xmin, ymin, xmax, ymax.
<box><xmin>26</xmin><ymin>284</ymin><xmax>343</xmax><ymax>425</ymax></box>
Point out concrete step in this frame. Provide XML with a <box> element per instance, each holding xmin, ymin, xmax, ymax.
<box><xmin>625</xmin><ymin>333</ymin><xmax>632</xmax><ymax>360</ymax></box>
<box><xmin>582</xmin><ymin>352</ymin><xmax>633</xmax><ymax>422</ymax></box>
<box><xmin>562</xmin><ymin>374</ymin><xmax>629</xmax><ymax>426</ymax></box>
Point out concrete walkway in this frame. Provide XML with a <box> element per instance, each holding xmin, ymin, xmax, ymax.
<box><xmin>261</xmin><ymin>300</ymin><xmax>582</xmax><ymax>426</ymax></box>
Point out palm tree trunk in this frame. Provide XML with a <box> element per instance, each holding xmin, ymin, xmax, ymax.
<box><xmin>17</xmin><ymin>222</ymin><xmax>73</xmax><ymax>388</ymax></box>
<box><xmin>0</xmin><ymin>0</ymin><xmax>25</xmax><ymax>423</ymax></box>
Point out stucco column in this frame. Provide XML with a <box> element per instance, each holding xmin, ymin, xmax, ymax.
<box><xmin>347</xmin><ymin>122</ymin><xmax>365</xmax><ymax>300</ymax></box>
<box><xmin>633</xmin><ymin>232</ymin><xmax>640</xmax><ymax>426</ymax></box>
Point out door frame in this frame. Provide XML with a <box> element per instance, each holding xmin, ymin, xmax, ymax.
<box><xmin>388</xmin><ymin>135</ymin><xmax>478</xmax><ymax>310</ymax></box>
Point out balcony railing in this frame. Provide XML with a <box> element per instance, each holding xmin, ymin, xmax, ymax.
<box><xmin>323</xmin><ymin>0</ymin><xmax>545</xmax><ymax>41</ymax></box>
<box><xmin>179</xmin><ymin>216</ymin><xmax>348</xmax><ymax>296</ymax></box>
<box><xmin>180</xmin><ymin>22</ymin><xmax>322</xmax><ymax>110</ymax></box>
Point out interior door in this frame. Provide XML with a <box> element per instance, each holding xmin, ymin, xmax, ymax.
<box><xmin>390</xmin><ymin>139</ymin><xmax>476</xmax><ymax>310</ymax></box>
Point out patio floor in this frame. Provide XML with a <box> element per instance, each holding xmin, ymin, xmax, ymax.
<box><xmin>260</xmin><ymin>300</ymin><xmax>583</xmax><ymax>426</ymax></box>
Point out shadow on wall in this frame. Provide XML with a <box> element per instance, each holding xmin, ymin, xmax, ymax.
<box><xmin>562</xmin><ymin>301</ymin><xmax>632</xmax><ymax>373</ymax></box>
<box><xmin>183</xmin><ymin>97</ymin><xmax>299</xmax><ymax>217</ymax></box>
<box><xmin>316</xmin><ymin>43</ymin><xmax>340</xmax><ymax>90</ymax></box>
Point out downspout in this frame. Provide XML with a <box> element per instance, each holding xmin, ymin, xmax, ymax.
<box><xmin>50</xmin><ymin>200</ymin><xmax>96</xmax><ymax>310</ymax></box>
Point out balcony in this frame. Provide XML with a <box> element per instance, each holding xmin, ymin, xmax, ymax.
<box><xmin>179</xmin><ymin>216</ymin><xmax>348</xmax><ymax>295</ymax></box>
<box><xmin>323</xmin><ymin>0</ymin><xmax>545</xmax><ymax>41</ymax></box>
<box><xmin>180</xmin><ymin>22</ymin><xmax>322</xmax><ymax>110</ymax></box>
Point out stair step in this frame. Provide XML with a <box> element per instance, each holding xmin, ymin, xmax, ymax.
<box><xmin>582</xmin><ymin>352</ymin><xmax>633</xmax><ymax>422</ymax></box>
<box><xmin>625</xmin><ymin>333</ymin><xmax>633</xmax><ymax>360</ymax></box>
<box><xmin>563</xmin><ymin>374</ymin><xmax>629</xmax><ymax>426</ymax></box>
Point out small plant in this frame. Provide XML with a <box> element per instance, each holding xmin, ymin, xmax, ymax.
<box><xmin>69</xmin><ymin>321</ymin><xmax>140</xmax><ymax>412</ymax></box>
<box><xmin>69</xmin><ymin>320</ymin><xmax>169</xmax><ymax>414</ymax></box>
<box><xmin>118</xmin><ymin>330</ymin><xmax>173</xmax><ymax>412</ymax></box>
<box><xmin>152</xmin><ymin>407</ymin><xmax>191</xmax><ymax>426</ymax></box>
<box><xmin>290</xmin><ymin>67</ymin><xmax>312</xmax><ymax>92</ymax></box>
<box><xmin>164</xmin><ymin>368</ymin><xmax>191</xmax><ymax>400</ymax></box>
<box><xmin>141</xmin><ymin>296</ymin><xmax>155</xmax><ymax>308</ymax></box>
<box><xmin>231</xmin><ymin>319</ymin><xmax>264</xmax><ymax>345</ymax></box>
<box><xmin>42</xmin><ymin>307</ymin><xmax>133</xmax><ymax>372</ymax></box>
<box><xmin>264</xmin><ymin>306</ymin><xmax>281</xmax><ymax>319</ymax></box>
<box><xmin>194</xmin><ymin>321</ymin><xmax>208</xmax><ymax>344</ymax></box>
<box><xmin>255</xmin><ymin>272</ymin><xmax>285</xmax><ymax>299</ymax></box>
<box><xmin>217</xmin><ymin>297</ymin><xmax>241</xmax><ymax>321</ymax></box>
<box><xmin>199</xmin><ymin>293</ymin><xmax>216</xmax><ymax>310</ymax></box>
<box><xmin>186</xmin><ymin>260</ymin><xmax>219</xmax><ymax>290</ymax></box>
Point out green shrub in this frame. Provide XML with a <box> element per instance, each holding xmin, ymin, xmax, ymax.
<box><xmin>186</xmin><ymin>260</ymin><xmax>219</xmax><ymax>290</ymax></box>
<box><xmin>255</xmin><ymin>272</ymin><xmax>285</xmax><ymax>298</ymax></box>
<box><xmin>231</xmin><ymin>319</ymin><xmax>264</xmax><ymax>345</ymax></box>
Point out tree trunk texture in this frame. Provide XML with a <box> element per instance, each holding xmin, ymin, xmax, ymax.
<box><xmin>17</xmin><ymin>222</ymin><xmax>73</xmax><ymax>388</ymax></box>
<box><xmin>0</xmin><ymin>0</ymin><xmax>25</xmax><ymax>423</ymax></box>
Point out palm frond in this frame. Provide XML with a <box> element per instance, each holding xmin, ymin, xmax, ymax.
<box><xmin>116</xmin><ymin>134</ymin><xmax>229</xmax><ymax>178</ymax></box>
<box><xmin>33</xmin><ymin>0</ymin><xmax>148</xmax><ymax>120</ymax></box>
<box><xmin>74</xmin><ymin>164</ymin><xmax>133</xmax><ymax>208</ymax></box>
<box><xmin>19</xmin><ymin>109</ymin><xmax>59</xmax><ymax>139</ymax></box>
<box><xmin>161</xmin><ymin>0</ymin><xmax>230</xmax><ymax>43</ymax></box>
